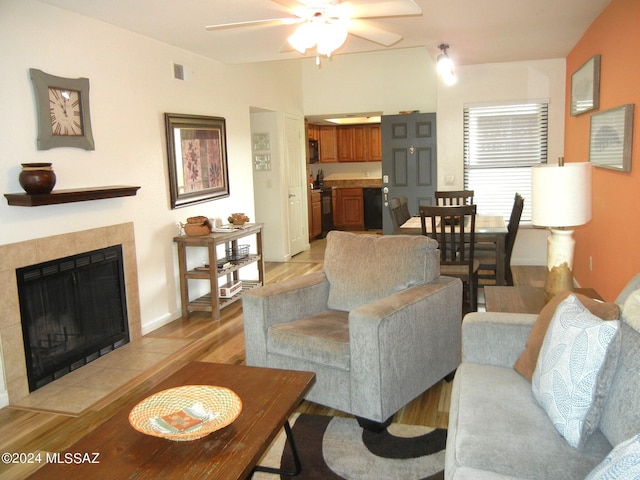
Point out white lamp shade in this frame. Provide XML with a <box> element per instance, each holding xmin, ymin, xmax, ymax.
<box><xmin>531</xmin><ymin>162</ymin><xmax>592</xmax><ymax>227</ymax></box>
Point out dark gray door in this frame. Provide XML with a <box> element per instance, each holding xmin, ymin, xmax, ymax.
<box><xmin>381</xmin><ymin>112</ymin><xmax>437</xmax><ymax>234</ymax></box>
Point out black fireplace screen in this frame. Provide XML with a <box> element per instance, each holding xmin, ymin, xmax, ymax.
<box><xmin>17</xmin><ymin>245</ymin><xmax>129</xmax><ymax>391</ymax></box>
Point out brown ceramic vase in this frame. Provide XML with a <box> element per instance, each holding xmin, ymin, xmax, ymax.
<box><xmin>19</xmin><ymin>163</ymin><xmax>56</xmax><ymax>194</ymax></box>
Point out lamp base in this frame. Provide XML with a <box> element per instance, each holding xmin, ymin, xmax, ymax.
<box><xmin>544</xmin><ymin>262</ymin><xmax>574</xmax><ymax>301</ymax></box>
<box><xmin>544</xmin><ymin>228</ymin><xmax>576</xmax><ymax>301</ymax></box>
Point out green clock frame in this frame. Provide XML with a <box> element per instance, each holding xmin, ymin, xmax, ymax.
<box><xmin>30</xmin><ymin>68</ymin><xmax>95</xmax><ymax>150</ymax></box>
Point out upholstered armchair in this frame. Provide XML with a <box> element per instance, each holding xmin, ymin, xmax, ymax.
<box><xmin>242</xmin><ymin>231</ymin><xmax>462</xmax><ymax>428</ymax></box>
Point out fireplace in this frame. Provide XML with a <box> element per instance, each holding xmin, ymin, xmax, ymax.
<box><xmin>17</xmin><ymin>245</ymin><xmax>130</xmax><ymax>391</ymax></box>
<box><xmin>0</xmin><ymin>223</ymin><xmax>142</xmax><ymax>406</ymax></box>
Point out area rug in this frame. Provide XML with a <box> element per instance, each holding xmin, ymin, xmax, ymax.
<box><xmin>253</xmin><ymin>413</ymin><xmax>446</xmax><ymax>480</ymax></box>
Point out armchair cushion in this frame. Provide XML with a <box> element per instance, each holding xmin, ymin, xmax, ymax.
<box><xmin>268</xmin><ymin>310</ymin><xmax>350</xmax><ymax>370</ymax></box>
<box><xmin>323</xmin><ymin>231</ymin><xmax>439</xmax><ymax>312</ymax></box>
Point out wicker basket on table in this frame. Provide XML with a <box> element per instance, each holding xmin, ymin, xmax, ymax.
<box><xmin>128</xmin><ymin>385</ymin><xmax>242</xmax><ymax>441</ymax></box>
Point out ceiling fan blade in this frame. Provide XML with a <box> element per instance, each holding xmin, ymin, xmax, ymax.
<box><xmin>347</xmin><ymin>19</ymin><xmax>402</xmax><ymax>46</ymax></box>
<box><xmin>205</xmin><ymin>17</ymin><xmax>300</xmax><ymax>31</ymax></box>
<box><xmin>336</xmin><ymin>0</ymin><xmax>421</xmax><ymax>19</ymax></box>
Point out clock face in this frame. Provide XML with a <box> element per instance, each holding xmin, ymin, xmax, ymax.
<box><xmin>48</xmin><ymin>87</ymin><xmax>83</xmax><ymax>136</ymax></box>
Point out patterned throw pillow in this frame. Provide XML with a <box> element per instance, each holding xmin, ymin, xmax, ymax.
<box><xmin>585</xmin><ymin>434</ymin><xmax>640</xmax><ymax>479</ymax></box>
<box><xmin>532</xmin><ymin>294</ymin><xmax>620</xmax><ymax>449</ymax></box>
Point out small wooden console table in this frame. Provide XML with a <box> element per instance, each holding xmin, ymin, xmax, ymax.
<box><xmin>484</xmin><ymin>286</ymin><xmax>603</xmax><ymax>314</ymax></box>
<box><xmin>174</xmin><ymin>224</ymin><xmax>264</xmax><ymax>320</ymax></box>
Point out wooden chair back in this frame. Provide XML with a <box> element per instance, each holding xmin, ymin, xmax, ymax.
<box><xmin>420</xmin><ymin>204</ymin><xmax>479</xmax><ymax>310</ymax></box>
<box><xmin>435</xmin><ymin>190</ymin><xmax>474</xmax><ymax>206</ymax></box>
<box><xmin>389</xmin><ymin>196</ymin><xmax>411</xmax><ymax>231</ymax></box>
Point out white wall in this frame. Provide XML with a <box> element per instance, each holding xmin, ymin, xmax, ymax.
<box><xmin>436</xmin><ymin>59</ymin><xmax>566</xmax><ymax>265</ymax></box>
<box><xmin>302</xmin><ymin>47</ymin><xmax>438</xmax><ymax>181</ymax></box>
<box><xmin>0</xmin><ymin>0</ymin><xmax>304</xmax><ymax>338</ymax></box>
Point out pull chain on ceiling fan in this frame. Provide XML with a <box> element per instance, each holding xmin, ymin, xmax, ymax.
<box><xmin>205</xmin><ymin>0</ymin><xmax>422</xmax><ymax>63</ymax></box>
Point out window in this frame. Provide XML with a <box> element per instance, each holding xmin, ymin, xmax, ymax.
<box><xmin>463</xmin><ymin>102</ymin><xmax>548</xmax><ymax>222</ymax></box>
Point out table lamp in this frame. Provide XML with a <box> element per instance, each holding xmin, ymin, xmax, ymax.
<box><xmin>531</xmin><ymin>161</ymin><xmax>592</xmax><ymax>300</ymax></box>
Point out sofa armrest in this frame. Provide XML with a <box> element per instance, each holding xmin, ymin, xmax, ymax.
<box><xmin>242</xmin><ymin>271</ymin><xmax>330</xmax><ymax>366</ymax></box>
<box><xmin>461</xmin><ymin>312</ymin><xmax>537</xmax><ymax>368</ymax></box>
<box><xmin>348</xmin><ymin>276</ymin><xmax>462</xmax><ymax>422</ymax></box>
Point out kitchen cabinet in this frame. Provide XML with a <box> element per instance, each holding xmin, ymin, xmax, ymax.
<box><xmin>311</xmin><ymin>123</ymin><xmax>381</xmax><ymax>163</ymax></box>
<box><xmin>337</xmin><ymin>126</ymin><xmax>355</xmax><ymax>161</ymax></box>
<box><xmin>366</xmin><ymin>124</ymin><xmax>382</xmax><ymax>161</ymax></box>
<box><xmin>173</xmin><ymin>224</ymin><xmax>264</xmax><ymax>320</ymax></box>
<box><xmin>334</xmin><ymin>188</ymin><xmax>364</xmax><ymax>230</ymax></box>
<box><xmin>319</xmin><ymin>126</ymin><xmax>338</xmax><ymax>163</ymax></box>
<box><xmin>308</xmin><ymin>123</ymin><xmax>320</xmax><ymax>141</ymax></box>
<box><xmin>310</xmin><ymin>191</ymin><xmax>322</xmax><ymax>239</ymax></box>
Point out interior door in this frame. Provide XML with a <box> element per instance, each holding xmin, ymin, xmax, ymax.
<box><xmin>284</xmin><ymin>114</ymin><xmax>306</xmax><ymax>257</ymax></box>
<box><xmin>381</xmin><ymin>113</ymin><xmax>437</xmax><ymax>234</ymax></box>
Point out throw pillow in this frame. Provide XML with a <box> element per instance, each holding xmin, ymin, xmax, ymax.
<box><xmin>532</xmin><ymin>294</ymin><xmax>620</xmax><ymax>449</ymax></box>
<box><xmin>585</xmin><ymin>434</ymin><xmax>640</xmax><ymax>479</ymax></box>
<box><xmin>622</xmin><ymin>288</ymin><xmax>640</xmax><ymax>333</ymax></box>
<box><xmin>514</xmin><ymin>290</ymin><xmax>620</xmax><ymax>381</ymax></box>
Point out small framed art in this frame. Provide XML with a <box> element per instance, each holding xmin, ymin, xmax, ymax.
<box><xmin>589</xmin><ymin>104</ymin><xmax>634</xmax><ymax>172</ymax></box>
<box><xmin>570</xmin><ymin>55</ymin><xmax>600</xmax><ymax>116</ymax></box>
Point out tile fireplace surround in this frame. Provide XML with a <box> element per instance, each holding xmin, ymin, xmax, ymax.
<box><xmin>0</xmin><ymin>223</ymin><xmax>142</xmax><ymax>406</ymax></box>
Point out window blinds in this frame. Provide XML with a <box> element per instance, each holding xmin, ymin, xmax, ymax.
<box><xmin>463</xmin><ymin>102</ymin><xmax>548</xmax><ymax>222</ymax></box>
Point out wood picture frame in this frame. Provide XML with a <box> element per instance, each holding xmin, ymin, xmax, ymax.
<box><xmin>589</xmin><ymin>104</ymin><xmax>634</xmax><ymax>172</ymax></box>
<box><xmin>165</xmin><ymin>113</ymin><xmax>230</xmax><ymax>209</ymax></box>
<box><xmin>570</xmin><ymin>55</ymin><xmax>600</xmax><ymax>116</ymax></box>
<box><xmin>30</xmin><ymin>68</ymin><xmax>95</xmax><ymax>150</ymax></box>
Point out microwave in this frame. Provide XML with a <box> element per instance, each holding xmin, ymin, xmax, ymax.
<box><xmin>309</xmin><ymin>139</ymin><xmax>319</xmax><ymax>163</ymax></box>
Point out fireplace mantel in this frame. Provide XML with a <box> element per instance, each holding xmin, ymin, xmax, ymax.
<box><xmin>4</xmin><ymin>185</ymin><xmax>140</xmax><ymax>207</ymax></box>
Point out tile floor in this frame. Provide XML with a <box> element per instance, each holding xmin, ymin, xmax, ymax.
<box><xmin>10</xmin><ymin>337</ymin><xmax>193</xmax><ymax>416</ymax></box>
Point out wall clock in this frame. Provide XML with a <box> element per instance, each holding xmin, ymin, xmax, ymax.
<box><xmin>29</xmin><ymin>68</ymin><xmax>95</xmax><ymax>150</ymax></box>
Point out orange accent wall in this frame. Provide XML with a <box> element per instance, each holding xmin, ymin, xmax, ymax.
<box><xmin>565</xmin><ymin>0</ymin><xmax>640</xmax><ymax>301</ymax></box>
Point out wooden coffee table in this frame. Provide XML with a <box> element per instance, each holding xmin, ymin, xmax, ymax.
<box><xmin>484</xmin><ymin>286</ymin><xmax>603</xmax><ymax>314</ymax></box>
<box><xmin>28</xmin><ymin>362</ymin><xmax>314</xmax><ymax>480</ymax></box>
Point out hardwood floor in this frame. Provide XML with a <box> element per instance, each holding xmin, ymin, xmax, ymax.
<box><xmin>0</xmin><ymin>236</ymin><xmax>543</xmax><ymax>479</ymax></box>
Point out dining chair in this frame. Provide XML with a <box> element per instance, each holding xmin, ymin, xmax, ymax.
<box><xmin>388</xmin><ymin>196</ymin><xmax>411</xmax><ymax>232</ymax></box>
<box><xmin>420</xmin><ymin>204</ymin><xmax>479</xmax><ymax>311</ymax></box>
<box><xmin>476</xmin><ymin>193</ymin><xmax>525</xmax><ymax>286</ymax></box>
<box><xmin>435</xmin><ymin>190</ymin><xmax>474</xmax><ymax>206</ymax></box>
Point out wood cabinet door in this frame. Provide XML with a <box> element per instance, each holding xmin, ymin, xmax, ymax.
<box><xmin>366</xmin><ymin>124</ymin><xmax>382</xmax><ymax>161</ymax></box>
<box><xmin>352</xmin><ymin>126</ymin><xmax>367</xmax><ymax>162</ymax></box>
<box><xmin>335</xmin><ymin>188</ymin><xmax>364</xmax><ymax>230</ymax></box>
<box><xmin>337</xmin><ymin>127</ymin><xmax>354</xmax><ymax>161</ymax></box>
<box><xmin>319</xmin><ymin>126</ymin><xmax>337</xmax><ymax>163</ymax></box>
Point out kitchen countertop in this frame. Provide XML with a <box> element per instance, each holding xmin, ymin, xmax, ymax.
<box><xmin>321</xmin><ymin>178</ymin><xmax>382</xmax><ymax>188</ymax></box>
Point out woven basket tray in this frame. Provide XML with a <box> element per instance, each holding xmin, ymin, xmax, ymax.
<box><xmin>128</xmin><ymin>385</ymin><xmax>242</xmax><ymax>441</ymax></box>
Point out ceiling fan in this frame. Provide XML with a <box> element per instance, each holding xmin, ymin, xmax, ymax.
<box><xmin>205</xmin><ymin>0</ymin><xmax>422</xmax><ymax>61</ymax></box>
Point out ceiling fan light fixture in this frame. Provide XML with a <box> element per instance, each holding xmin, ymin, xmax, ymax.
<box><xmin>437</xmin><ymin>43</ymin><xmax>457</xmax><ymax>85</ymax></box>
<box><xmin>288</xmin><ymin>22</ymin><xmax>316</xmax><ymax>53</ymax></box>
<box><xmin>288</xmin><ymin>10</ymin><xmax>349</xmax><ymax>58</ymax></box>
<box><xmin>316</xmin><ymin>22</ymin><xmax>348</xmax><ymax>56</ymax></box>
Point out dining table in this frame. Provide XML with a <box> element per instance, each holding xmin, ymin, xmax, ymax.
<box><xmin>398</xmin><ymin>214</ymin><xmax>509</xmax><ymax>285</ymax></box>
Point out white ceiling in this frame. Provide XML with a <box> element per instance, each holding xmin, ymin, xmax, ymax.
<box><xmin>37</xmin><ymin>0</ymin><xmax>611</xmax><ymax>66</ymax></box>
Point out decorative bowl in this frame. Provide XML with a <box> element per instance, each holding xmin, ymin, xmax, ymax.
<box><xmin>128</xmin><ymin>385</ymin><xmax>242</xmax><ymax>441</ymax></box>
<box><xmin>228</xmin><ymin>213</ymin><xmax>250</xmax><ymax>226</ymax></box>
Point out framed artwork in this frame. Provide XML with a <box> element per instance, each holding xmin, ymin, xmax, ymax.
<box><xmin>29</xmin><ymin>68</ymin><xmax>95</xmax><ymax>150</ymax></box>
<box><xmin>253</xmin><ymin>154</ymin><xmax>271</xmax><ymax>170</ymax></box>
<box><xmin>589</xmin><ymin>104</ymin><xmax>634</xmax><ymax>172</ymax></box>
<box><xmin>570</xmin><ymin>55</ymin><xmax>600</xmax><ymax>116</ymax></box>
<box><xmin>165</xmin><ymin>113</ymin><xmax>230</xmax><ymax>208</ymax></box>
<box><xmin>252</xmin><ymin>133</ymin><xmax>270</xmax><ymax>151</ymax></box>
